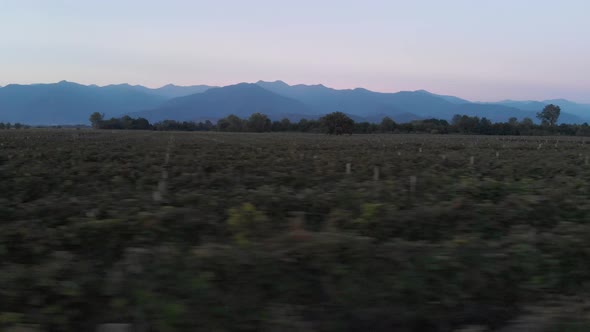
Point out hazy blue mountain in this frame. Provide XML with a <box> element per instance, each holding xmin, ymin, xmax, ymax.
<box><xmin>133</xmin><ymin>83</ymin><xmax>313</xmax><ymax>122</ymax></box>
<box><xmin>255</xmin><ymin>80</ymin><xmax>564</xmax><ymax>123</ymax></box>
<box><xmin>0</xmin><ymin>81</ymin><xmax>168</xmax><ymax>125</ymax></box>
<box><xmin>115</xmin><ymin>83</ymin><xmax>214</xmax><ymax>98</ymax></box>
<box><xmin>415</xmin><ymin>89</ymin><xmax>470</xmax><ymax>104</ymax></box>
<box><xmin>376</xmin><ymin>90</ymin><xmax>456</xmax><ymax>118</ymax></box>
<box><xmin>495</xmin><ymin>100</ymin><xmax>547</xmax><ymax>111</ymax></box>
<box><xmin>449</xmin><ymin>104</ymin><xmax>538</xmax><ymax>122</ymax></box>
<box><xmin>256</xmin><ymin>81</ymin><xmax>445</xmax><ymax>119</ymax></box>
<box><xmin>492</xmin><ymin>99</ymin><xmax>590</xmax><ymax>123</ymax></box>
<box><xmin>1</xmin><ymin>80</ymin><xmax>587</xmax><ymax>125</ymax></box>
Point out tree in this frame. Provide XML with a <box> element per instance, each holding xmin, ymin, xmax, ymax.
<box><xmin>380</xmin><ymin>117</ymin><xmax>396</xmax><ymax>132</ymax></box>
<box><xmin>280</xmin><ymin>118</ymin><xmax>292</xmax><ymax>131</ymax></box>
<box><xmin>354</xmin><ymin>121</ymin><xmax>372</xmax><ymax>134</ymax></box>
<box><xmin>452</xmin><ymin>115</ymin><xmax>479</xmax><ymax>133</ymax></box>
<box><xmin>521</xmin><ymin>117</ymin><xmax>534</xmax><ymax>127</ymax></box>
<box><xmin>247</xmin><ymin>113</ymin><xmax>271</xmax><ymax>132</ymax></box>
<box><xmin>0</xmin><ymin>123</ymin><xmax>5</xmax><ymax>130</ymax></box>
<box><xmin>120</xmin><ymin>115</ymin><xmax>133</xmax><ymax>128</ymax></box>
<box><xmin>13</xmin><ymin>123</ymin><xmax>23</xmax><ymax>129</ymax></box>
<box><xmin>508</xmin><ymin>117</ymin><xmax>518</xmax><ymax>126</ymax></box>
<box><xmin>217</xmin><ymin>114</ymin><xmax>244</xmax><ymax>132</ymax></box>
<box><xmin>130</xmin><ymin>117</ymin><xmax>151</xmax><ymax>130</ymax></box>
<box><xmin>451</xmin><ymin>114</ymin><xmax>463</xmax><ymax>126</ymax></box>
<box><xmin>477</xmin><ymin>117</ymin><xmax>493</xmax><ymax>135</ymax></box>
<box><xmin>297</xmin><ymin>118</ymin><xmax>310</xmax><ymax>132</ymax></box>
<box><xmin>89</xmin><ymin>112</ymin><xmax>105</xmax><ymax>128</ymax></box>
<box><xmin>320</xmin><ymin>112</ymin><xmax>354</xmax><ymax>135</ymax></box>
<box><xmin>537</xmin><ymin>104</ymin><xmax>561</xmax><ymax>126</ymax></box>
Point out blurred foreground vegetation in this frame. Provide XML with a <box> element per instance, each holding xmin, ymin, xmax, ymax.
<box><xmin>2</xmin><ymin>130</ymin><xmax>590</xmax><ymax>331</ymax></box>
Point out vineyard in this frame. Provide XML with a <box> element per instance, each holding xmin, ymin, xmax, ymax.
<box><xmin>2</xmin><ymin>129</ymin><xmax>590</xmax><ymax>331</ymax></box>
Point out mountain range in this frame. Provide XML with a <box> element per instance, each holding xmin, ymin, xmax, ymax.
<box><xmin>0</xmin><ymin>80</ymin><xmax>588</xmax><ymax>125</ymax></box>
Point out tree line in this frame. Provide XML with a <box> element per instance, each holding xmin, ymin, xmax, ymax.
<box><xmin>84</xmin><ymin>104</ymin><xmax>590</xmax><ymax>136</ymax></box>
<box><xmin>0</xmin><ymin>122</ymin><xmax>30</xmax><ymax>130</ymax></box>
<box><xmin>88</xmin><ymin>112</ymin><xmax>355</xmax><ymax>134</ymax></box>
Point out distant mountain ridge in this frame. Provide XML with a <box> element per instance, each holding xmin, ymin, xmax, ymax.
<box><xmin>254</xmin><ymin>80</ymin><xmax>587</xmax><ymax>123</ymax></box>
<box><xmin>119</xmin><ymin>83</ymin><xmax>214</xmax><ymax>98</ymax></box>
<box><xmin>0</xmin><ymin>80</ymin><xmax>588</xmax><ymax>125</ymax></box>
<box><xmin>0</xmin><ymin>81</ymin><xmax>166</xmax><ymax>125</ymax></box>
<box><xmin>131</xmin><ymin>83</ymin><xmax>314</xmax><ymax>122</ymax></box>
<box><xmin>494</xmin><ymin>99</ymin><xmax>590</xmax><ymax>120</ymax></box>
<box><xmin>0</xmin><ymin>81</ymin><xmax>215</xmax><ymax>124</ymax></box>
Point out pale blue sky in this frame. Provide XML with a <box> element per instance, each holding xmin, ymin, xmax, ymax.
<box><xmin>1</xmin><ymin>0</ymin><xmax>589</xmax><ymax>102</ymax></box>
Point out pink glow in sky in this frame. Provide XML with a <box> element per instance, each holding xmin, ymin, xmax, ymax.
<box><xmin>2</xmin><ymin>0</ymin><xmax>589</xmax><ymax>102</ymax></box>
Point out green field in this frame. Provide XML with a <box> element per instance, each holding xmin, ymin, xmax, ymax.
<box><xmin>2</xmin><ymin>129</ymin><xmax>590</xmax><ymax>331</ymax></box>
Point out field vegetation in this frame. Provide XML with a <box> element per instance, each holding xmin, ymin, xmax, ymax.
<box><xmin>2</xmin><ymin>129</ymin><xmax>590</xmax><ymax>331</ymax></box>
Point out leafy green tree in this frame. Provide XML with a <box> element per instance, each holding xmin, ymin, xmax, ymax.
<box><xmin>280</xmin><ymin>118</ymin><xmax>292</xmax><ymax>131</ymax></box>
<box><xmin>508</xmin><ymin>117</ymin><xmax>518</xmax><ymax>126</ymax></box>
<box><xmin>380</xmin><ymin>116</ymin><xmax>396</xmax><ymax>132</ymax></box>
<box><xmin>577</xmin><ymin>123</ymin><xmax>590</xmax><ymax>136</ymax></box>
<box><xmin>0</xmin><ymin>122</ymin><xmax>5</xmax><ymax>130</ymax></box>
<box><xmin>411</xmin><ymin>118</ymin><xmax>449</xmax><ymax>134</ymax></box>
<box><xmin>131</xmin><ymin>117</ymin><xmax>151</xmax><ymax>130</ymax></box>
<box><xmin>506</xmin><ymin>117</ymin><xmax>519</xmax><ymax>135</ymax></box>
<box><xmin>246</xmin><ymin>112</ymin><xmax>271</xmax><ymax>132</ymax></box>
<box><xmin>320</xmin><ymin>112</ymin><xmax>354</xmax><ymax>135</ymax></box>
<box><xmin>216</xmin><ymin>118</ymin><xmax>230</xmax><ymax>131</ymax></box>
<box><xmin>477</xmin><ymin>117</ymin><xmax>493</xmax><ymax>134</ymax></box>
<box><xmin>13</xmin><ymin>123</ymin><xmax>23</xmax><ymax>129</ymax></box>
<box><xmin>217</xmin><ymin>114</ymin><xmax>244</xmax><ymax>132</ymax></box>
<box><xmin>537</xmin><ymin>104</ymin><xmax>561</xmax><ymax>126</ymax></box>
<box><xmin>451</xmin><ymin>114</ymin><xmax>463</xmax><ymax>126</ymax></box>
<box><xmin>297</xmin><ymin>118</ymin><xmax>310</xmax><ymax>132</ymax></box>
<box><xmin>452</xmin><ymin>114</ymin><xmax>480</xmax><ymax>133</ymax></box>
<box><xmin>120</xmin><ymin>115</ymin><xmax>134</xmax><ymax>128</ymax></box>
<box><xmin>89</xmin><ymin>112</ymin><xmax>105</xmax><ymax>128</ymax></box>
<box><xmin>521</xmin><ymin>117</ymin><xmax>534</xmax><ymax>127</ymax></box>
<box><xmin>271</xmin><ymin>121</ymin><xmax>281</xmax><ymax>132</ymax></box>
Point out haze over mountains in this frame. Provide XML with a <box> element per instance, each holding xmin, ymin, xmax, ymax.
<box><xmin>0</xmin><ymin>80</ymin><xmax>588</xmax><ymax>125</ymax></box>
<box><xmin>132</xmin><ymin>83</ymin><xmax>314</xmax><ymax>123</ymax></box>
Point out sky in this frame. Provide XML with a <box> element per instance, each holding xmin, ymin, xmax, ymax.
<box><xmin>1</xmin><ymin>0</ymin><xmax>589</xmax><ymax>102</ymax></box>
